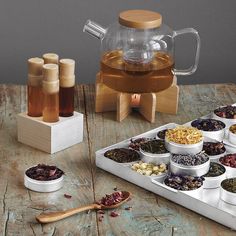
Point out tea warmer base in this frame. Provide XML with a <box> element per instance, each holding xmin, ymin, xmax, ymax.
<box><xmin>95</xmin><ymin>73</ymin><xmax>179</xmax><ymax>123</ymax></box>
<box><xmin>17</xmin><ymin>111</ymin><xmax>83</xmax><ymax>154</ymax></box>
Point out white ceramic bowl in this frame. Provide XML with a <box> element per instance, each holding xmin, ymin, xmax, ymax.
<box><xmin>212</xmin><ymin>106</ymin><xmax>236</xmax><ymax>128</ymax></box>
<box><xmin>203</xmin><ymin>141</ymin><xmax>227</xmax><ymax>162</ymax></box>
<box><xmin>219</xmin><ymin>155</ymin><xmax>236</xmax><ymax>178</ymax></box>
<box><xmin>163</xmin><ymin>181</ymin><xmax>203</xmax><ymax>199</ymax></box>
<box><xmin>220</xmin><ymin>178</ymin><xmax>236</xmax><ymax>205</ymax></box>
<box><xmin>140</xmin><ymin>148</ymin><xmax>171</xmax><ymax>164</ymax></box>
<box><xmin>181</xmin><ymin>185</ymin><xmax>203</xmax><ymax>199</ymax></box>
<box><xmin>203</xmin><ymin>163</ymin><xmax>226</xmax><ymax>189</ymax></box>
<box><xmin>170</xmin><ymin>158</ymin><xmax>210</xmax><ymax>177</ymax></box>
<box><xmin>228</xmin><ymin>125</ymin><xmax>236</xmax><ymax>145</ymax></box>
<box><xmin>165</xmin><ymin>139</ymin><xmax>203</xmax><ymax>155</ymax></box>
<box><xmin>191</xmin><ymin>119</ymin><xmax>226</xmax><ymax>142</ymax></box>
<box><xmin>24</xmin><ymin>174</ymin><xmax>64</xmax><ymax>192</ymax></box>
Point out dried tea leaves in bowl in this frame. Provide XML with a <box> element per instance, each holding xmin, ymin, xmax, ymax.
<box><xmin>172</xmin><ymin>153</ymin><xmax>209</xmax><ymax>166</ymax></box>
<box><xmin>129</xmin><ymin>137</ymin><xmax>148</xmax><ymax>151</ymax></box>
<box><xmin>214</xmin><ymin>105</ymin><xmax>236</xmax><ymax>119</ymax></box>
<box><xmin>203</xmin><ymin>142</ymin><xmax>226</xmax><ymax>156</ymax></box>
<box><xmin>221</xmin><ymin>178</ymin><xmax>236</xmax><ymax>193</ymax></box>
<box><xmin>164</xmin><ymin>175</ymin><xmax>204</xmax><ymax>191</ymax></box>
<box><xmin>220</xmin><ymin>154</ymin><xmax>236</xmax><ymax>168</ymax></box>
<box><xmin>140</xmin><ymin>139</ymin><xmax>168</xmax><ymax>154</ymax></box>
<box><xmin>25</xmin><ymin>164</ymin><xmax>64</xmax><ymax>181</ymax></box>
<box><xmin>203</xmin><ymin>162</ymin><xmax>225</xmax><ymax>177</ymax></box>
<box><xmin>166</xmin><ymin>126</ymin><xmax>203</xmax><ymax>144</ymax></box>
<box><xmin>104</xmin><ymin>148</ymin><xmax>140</xmax><ymax>163</ymax></box>
<box><xmin>191</xmin><ymin>119</ymin><xmax>225</xmax><ymax>131</ymax></box>
<box><xmin>157</xmin><ymin>129</ymin><xmax>169</xmax><ymax>139</ymax></box>
<box><xmin>229</xmin><ymin>124</ymin><xmax>236</xmax><ymax>134</ymax></box>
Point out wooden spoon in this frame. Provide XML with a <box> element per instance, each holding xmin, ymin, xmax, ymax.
<box><xmin>36</xmin><ymin>191</ymin><xmax>131</xmax><ymax>223</ymax></box>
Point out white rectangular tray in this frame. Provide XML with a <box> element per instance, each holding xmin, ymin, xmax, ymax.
<box><xmin>96</xmin><ymin>114</ymin><xmax>236</xmax><ymax>230</ymax></box>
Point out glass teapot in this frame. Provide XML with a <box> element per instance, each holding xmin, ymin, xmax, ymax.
<box><xmin>83</xmin><ymin>10</ymin><xmax>200</xmax><ymax>93</ymax></box>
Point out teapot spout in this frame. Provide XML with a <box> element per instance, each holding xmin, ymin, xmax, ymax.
<box><xmin>83</xmin><ymin>20</ymin><xmax>107</xmax><ymax>40</ymax></box>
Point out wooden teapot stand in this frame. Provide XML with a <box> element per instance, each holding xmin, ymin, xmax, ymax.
<box><xmin>95</xmin><ymin>73</ymin><xmax>179</xmax><ymax>123</ymax></box>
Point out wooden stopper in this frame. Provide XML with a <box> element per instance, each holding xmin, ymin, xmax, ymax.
<box><xmin>43</xmin><ymin>64</ymin><xmax>59</xmax><ymax>82</ymax></box>
<box><xmin>43</xmin><ymin>53</ymin><xmax>59</xmax><ymax>64</ymax></box>
<box><xmin>119</xmin><ymin>10</ymin><xmax>162</xmax><ymax>29</ymax></box>
<box><xmin>28</xmin><ymin>57</ymin><xmax>44</xmax><ymax>76</ymax></box>
<box><xmin>59</xmin><ymin>59</ymin><xmax>75</xmax><ymax>88</ymax></box>
<box><xmin>59</xmin><ymin>59</ymin><xmax>75</xmax><ymax>77</ymax></box>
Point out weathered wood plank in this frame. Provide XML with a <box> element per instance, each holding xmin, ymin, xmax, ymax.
<box><xmin>84</xmin><ymin>83</ymin><xmax>236</xmax><ymax>236</ymax></box>
<box><xmin>1</xmin><ymin>83</ymin><xmax>236</xmax><ymax>236</ymax></box>
<box><xmin>0</xmin><ymin>84</ymin><xmax>98</xmax><ymax>236</ymax></box>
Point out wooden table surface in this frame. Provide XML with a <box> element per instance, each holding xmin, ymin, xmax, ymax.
<box><xmin>1</xmin><ymin>83</ymin><xmax>236</xmax><ymax>236</ymax></box>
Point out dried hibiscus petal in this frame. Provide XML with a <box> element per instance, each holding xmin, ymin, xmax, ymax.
<box><xmin>49</xmin><ymin>169</ymin><xmax>57</xmax><ymax>176</ymax></box>
<box><xmin>110</xmin><ymin>211</ymin><xmax>120</xmax><ymax>217</ymax></box>
<box><xmin>98</xmin><ymin>191</ymin><xmax>126</xmax><ymax>206</ymax></box>
<box><xmin>25</xmin><ymin>164</ymin><xmax>64</xmax><ymax>181</ymax></box>
<box><xmin>64</xmin><ymin>194</ymin><xmax>72</xmax><ymax>199</ymax></box>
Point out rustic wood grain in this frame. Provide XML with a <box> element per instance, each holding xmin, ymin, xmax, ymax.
<box><xmin>0</xmin><ymin>83</ymin><xmax>236</xmax><ymax>235</ymax></box>
<box><xmin>84</xmin><ymin>83</ymin><xmax>236</xmax><ymax>236</ymax></box>
<box><xmin>0</xmin><ymin>84</ymin><xmax>98</xmax><ymax>236</ymax></box>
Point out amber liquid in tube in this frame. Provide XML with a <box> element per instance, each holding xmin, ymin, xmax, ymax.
<box><xmin>43</xmin><ymin>92</ymin><xmax>59</xmax><ymax>122</ymax></box>
<box><xmin>42</xmin><ymin>64</ymin><xmax>59</xmax><ymax>123</ymax></box>
<box><xmin>100</xmin><ymin>50</ymin><xmax>174</xmax><ymax>93</ymax></box>
<box><xmin>27</xmin><ymin>85</ymin><xmax>43</xmax><ymax>117</ymax></box>
<box><xmin>59</xmin><ymin>87</ymin><xmax>74</xmax><ymax>117</ymax></box>
<box><xmin>59</xmin><ymin>59</ymin><xmax>75</xmax><ymax>117</ymax></box>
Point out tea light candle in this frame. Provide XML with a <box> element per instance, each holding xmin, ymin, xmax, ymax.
<box><xmin>131</xmin><ymin>94</ymin><xmax>141</xmax><ymax>107</ymax></box>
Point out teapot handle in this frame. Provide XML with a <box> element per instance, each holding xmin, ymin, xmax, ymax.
<box><xmin>173</xmin><ymin>28</ymin><xmax>200</xmax><ymax>76</ymax></box>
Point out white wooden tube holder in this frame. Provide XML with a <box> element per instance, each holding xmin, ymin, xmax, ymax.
<box><xmin>17</xmin><ymin>111</ymin><xmax>83</xmax><ymax>154</ymax></box>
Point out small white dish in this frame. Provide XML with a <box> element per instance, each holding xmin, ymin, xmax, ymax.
<box><xmin>170</xmin><ymin>158</ymin><xmax>210</xmax><ymax>177</ymax></box>
<box><xmin>24</xmin><ymin>174</ymin><xmax>64</xmax><ymax>192</ymax></box>
<box><xmin>203</xmin><ymin>163</ymin><xmax>226</xmax><ymax>189</ymax></box>
<box><xmin>228</xmin><ymin>125</ymin><xmax>236</xmax><ymax>145</ymax></box>
<box><xmin>212</xmin><ymin>106</ymin><xmax>236</xmax><ymax>128</ymax></box>
<box><xmin>220</xmin><ymin>178</ymin><xmax>236</xmax><ymax>205</ymax></box>
<box><xmin>191</xmin><ymin>119</ymin><xmax>226</xmax><ymax>142</ymax></box>
<box><xmin>165</xmin><ymin>139</ymin><xmax>203</xmax><ymax>155</ymax></box>
<box><xmin>219</xmin><ymin>155</ymin><xmax>236</xmax><ymax>178</ymax></box>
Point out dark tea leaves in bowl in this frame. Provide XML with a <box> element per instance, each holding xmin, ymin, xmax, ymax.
<box><xmin>25</xmin><ymin>164</ymin><xmax>64</xmax><ymax>181</ymax></box>
<box><xmin>203</xmin><ymin>142</ymin><xmax>226</xmax><ymax>156</ymax></box>
<box><xmin>104</xmin><ymin>148</ymin><xmax>140</xmax><ymax>163</ymax></box>
<box><xmin>191</xmin><ymin>119</ymin><xmax>225</xmax><ymax>131</ymax></box>
<box><xmin>164</xmin><ymin>175</ymin><xmax>204</xmax><ymax>191</ymax></box>
<box><xmin>214</xmin><ymin>105</ymin><xmax>236</xmax><ymax>119</ymax></box>
<box><xmin>129</xmin><ymin>137</ymin><xmax>148</xmax><ymax>151</ymax></box>
<box><xmin>221</xmin><ymin>178</ymin><xmax>236</xmax><ymax>193</ymax></box>
<box><xmin>203</xmin><ymin>162</ymin><xmax>225</xmax><ymax>177</ymax></box>
<box><xmin>157</xmin><ymin>129</ymin><xmax>169</xmax><ymax>139</ymax></box>
<box><xmin>140</xmin><ymin>139</ymin><xmax>168</xmax><ymax>154</ymax></box>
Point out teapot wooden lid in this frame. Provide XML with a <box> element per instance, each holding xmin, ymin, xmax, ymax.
<box><xmin>119</xmin><ymin>10</ymin><xmax>162</xmax><ymax>29</ymax></box>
